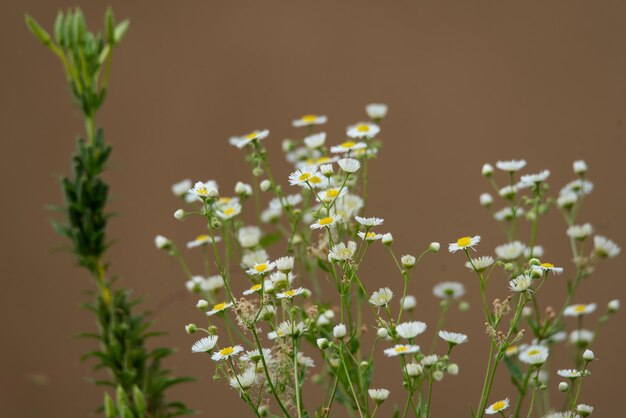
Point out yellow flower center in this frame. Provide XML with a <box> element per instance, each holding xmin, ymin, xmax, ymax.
<box><xmin>505</xmin><ymin>346</ymin><xmax>518</xmax><ymax>355</ymax></box>
<box><xmin>319</xmin><ymin>217</ymin><xmax>334</xmax><ymax>226</ymax></box>
<box><xmin>301</xmin><ymin>114</ymin><xmax>317</xmax><ymax>123</ymax></box>
<box><xmin>395</xmin><ymin>346</ymin><xmax>408</xmax><ymax>353</ymax></box>
<box><xmin>197</xmin><ymin>187</ymin><xmax>208</xmax><ymax>195</ymax></box>
<box><xmin>527</xmin><ymin>349</ymin><xmax>540</xmax><ymax>356</ymax></box>
<box><xmin>254</xmin><ymin>263</ymin><xmax>268</xmax><ymax>272</ymax></box>
<box><xmin>219</xmin><ymin>197</ymin><xmax>231</xmax><ymax>204</ymax></box>
<box><xmin>366</xmin><ymin>232</ymin><xmax>377</xmax><ymax>239</ymax></box>
<box><xmin>341</xmin><ymin>141</ymin><xmax>356</xmax><ymax>148</ymax></box>
<box><xmin>574</xmin><ymin>304</ymin><xmax>587</xmax><ymax>313</ymax></box>
<box><xmin>245</xmin><ymin>131</ymin><xmax>258</xmax><ymax>140</ymax></box>
<box><xmin>356</xmin><ymin>124</ymin><xmax>370</xmax><ymax>132</ymax></box>
<box><xmin>317</xmin><ymin>156</ymin><xmax>330</xmax><ymax>163</ymax></box>
<box><xmin>195</xmin><ymin>234</ymin><xmax>210</xmax><ymax>242</ymax></box>
<box><xmin>492</xmin><ymin>401</ymin><xmax>506</xmax><ymax>411</ymax></box>
<box><xmin>224</xmin><ymin>208</ymin><xmax>235</xmax><ymax>216</ymax></box>
<box><xmin>309</xmin><ymin>176</ymin><xmax>322</xmax><ymax>184</ymax></box>
<box><xmin>457</xmin><ymin>237</ymin><xmax>472</xmax><ymax>247</ymax></box>
<box><xmin>298</xmin><ymin>173</ymin><xmax>311</xmax><ymax>181</ymax></box>
<box><xmin>326</xmin><ymin>189</ymin><xmax>339</xmax><ymax>198</ymax></box>
<box><xmin>250</xmin><ymin>284</ymin><xmax>262</xmax><ymax>292</ymax></box>
<box><xmin>284</xmin><ymin>290</ymin><xmax>296</xmax><ymax>297</ymax></box>
<box><xmin>541</xmin><ymin>262</ymin><xmax>554</xmax><ymax>268</ymax></box>
<box><xmin>213</xmin><ymin>303</ymin><xmax>227</xmax><ymax>311</ymax></box>
<box><xmin>219</xmin><ymin>346</ymin><xmax>235</xmax><ymax>356</ymax></box>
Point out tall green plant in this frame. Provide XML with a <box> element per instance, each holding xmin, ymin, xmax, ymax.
<box><xmin>26</xmin><ymin>8</ymin><xmax>191</xmax><ymax>418</ymax></box>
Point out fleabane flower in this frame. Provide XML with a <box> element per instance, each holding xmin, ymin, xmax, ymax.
<box><xmin>211</xmin><ymin>345</ymin><xmax>243</xmax><ymax>361</ymax></box>
<box><xmin>276</xmin><ymin>287</ymin><xmax>306</xmax><ymax>300</ymax></box>
<box><xmin>216</xmin><ymin>202</ymin><xmax>242</xmax><ymax>220</ymax></box>
<box><xmin>566</xmin><ymin>223</ymin><xmax>593</xmax><ymax>240</ymax></box>
<box><xmin>330</xmin><ymin>140</ymin><xmax>367</xmax><ymax>154</ymax></box>
<box><xmin>292</xmin><ymin>114</ymin><xmax>327</xmax><ymax>127</ymax></box>
<box><xmin>206</xmin><ymin>302</ymin><xmax>233</xmax><ymax>316</ymax></box>
<box><xmin>276</xmin><ymin>320</ymin><xmax>308</xmax><ymax>337</ymax></box>
<box><xmin>593</xmin><ymin>235</ymin><xmax>621</xmax><ymax>258</ymax></box>
<box><xmin>238</xmin><ymin>226</ymin><xmax>262</xmax><ymax>248</ymax></box>
<box><xmin>229</xmin><ymin>368</ymin><xmax>257</xmax><ymax>391</ymax></box>
<box><xmin>337</xmin><ymin>157</ymin><xmax>361</xmax><ymax>173</ymax></box>
<box><xmin>347</xmin><ymin>122</ymin><xmax>380</xmax><ymax>138</ymax></box>
<box><xmin>304</xmin><ymin>132</ymin><xmax>326</xmax><ymax>148</ymax></box>
<box><xmin>464</xmin><ymin>256</ymin><xmax>495</xmax><ymax>272</ymax></box>
<box><xmin>189</xmin><ymin>181</ymin><xmax>218</xmax><ymax>199</ymax></box>
<box><xmin>355</xmin><ymin>216</ymin><xmax>384</xmax><ymax>227</ymax></box>
<box><xmin>228</xmin><ymin>129</ymin><xmax>269</xmax><ymax>149</ymax></box>
<box><xmin>243</xmin><ymin>283</ymin><xmax>263</xmax><ymax>296</ymax></box>
<box><xmin>519</xmin><ymin>170</ymin><xmax>550</xmax><ymax>187</ymax></box>
<box><xmin>310</xmin><ymin>214</ymin><xmax>342</xmax><ymax>229</ymax></box>
<box><xmin>495</xmin><ymin>241</ymin><xmax>526</xmax><ymax>260</ymax></box>
<box><xmin>358</xmin><ymin>231</ymin><xmax>383</xmax><ymax>241</ymax></box>
<box><xmin>557</xmin><ymin>369</ymin><xmax>582</xmax><ymax>379</ymax></box>
<box><xmin>561</xmin><ymin>179</ymin><xmax>593</xmax><ymax>196</ymax></box>
<box><xmin>570</xmin><ymin>329</ymin><xmax>594</xmax><ymax>345</ymax></box>
<box><xmin>328</xmin><ymin>241</ymin><xmax>357</xmax><ymax>262</ymax></box>
<box><xmin>191</xmin><ymin>335</ymin><xmax>218</xmax><ymax>353</ymax></box>
<box><xmin>532</xmin><ymin>262</ymin><xmax>563</xmax><ymax>275</ymax></box>
<box><xmin>496</xmin><ymin>159</ymin><xmax>526</xmax><ymax>172</ymax></box>
<box><xmin>438</xmin><ymin>330</ymin><xmax>468</xmax><ymax>346</ymax></box>
<box><xmin>396</xmin><ymin>321</ymin><xmax>427</xmax><ymax>339</ymax></box>
<box><xmin>509</xmin><ymin>275</ymin><xmax>533</xmax><ymax>293</ymax></box>
<box><xmin>368</xmin><ymin>388</ymin><xmax>390</xmax><ymax>404</ymax></box>
<box><xmin>448</xmin><ymin>235</ymin><xmax>481</xmax><ymax>253</ymax></box>
<box><xmin>366</xmin><ymin>103</ymin><xmax>388</xmax><ymax>119</ymax></box>
<box><xmin>289</xmin><ymin>166</ymin><xmax>321</xmax><ymax>186</ymax></box>
<box><xmin>519</xmin><ymin>345</ymin><xmax>549</xmax><ymax>365</ymax></box>
<box><xmin>172</xmin><ymin>179</ymin><xmax>192</xmax><ymax>197</ymax></box>
<box><xmin>276</xmin><ymin>256</ymin><xmax>295</xmax><ymax>272</ymax></box>
<box><xmin>317</xmin><ymin>187</ymin><xmax>348</xmax><ymax>203</ymax></box>
<box><xmin>494</xmin><ymin>207</ymin><xmax>525</xmax><ymax>221</ymax></box>
<box><xmin>485</xmin><ymin>398</ymin><xmax>510</xmax><ymax>415</ymax></box>
<box><xmin>564</xmin><ymin>303</ymin><xmax>597</xmax><ymax>317</ymax></box>
<box><xmin>246</xmin><ymin>261</ymin><xmax>276</xmax><ymax>276</ymax></box>
<box><xmin>433</xmin><ymin>282</ymin><xmax>465</xmax><ymax>299</ymax></box>
<box><xmin>384</xmin><ymin>344</ymin><xmax>420</xmax><ymax>357</ymax></box>
<box><xmin>370</xmin><ymin>287</ymin><xmax>393</xmax><ymax>307</ymax></box>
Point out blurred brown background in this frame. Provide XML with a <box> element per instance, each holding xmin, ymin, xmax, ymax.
<box><xmin>2</xmin><ymin>1</ymin><xmax>626</xmax><ymax>416</ymax></box>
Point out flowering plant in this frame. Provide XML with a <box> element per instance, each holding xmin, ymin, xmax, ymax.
<box><xmin>158</xmin><ymin>106</ymin><xmax>620</xmax><ymax>417</ymax></box>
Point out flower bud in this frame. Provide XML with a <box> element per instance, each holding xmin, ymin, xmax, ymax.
<box><xmin>329</xmin><ymin>357</ymin><xmax>340</xmax><ymax>368</ymax></box>
<box><xmin>480</xmin><ymin>192</ymin><xmax>493</xmax><ymax>207</ymax></box>
<box><xmin>447</xmin><ymin>363</ymin><xmax>459</xmax><ymax>375</ymax></box>
<box><xmin>174</xmin><ymin>209</ymin><xmax>186</xmax><ymax>221</ymax></box>
<box><xmin>185</xmin><ymin>324</ymin><xmax>196</xmax><ymax>334</ymax></box>
<box><xmin>573</xmin><ymin>160</ymin><xmax>588</xmax><ymax>175</ymax></box>
<box><xmin>235</xmin><ymin>181</ymin><xmax>252</xmax><ymax>196</ymax></box>
<box><xmin>559</xmin><ymin>381</ymin><xmax>569</xmax><ymax>392</ymax></box>
<box><xmin>382</xmin><ymin>233</ymin><xmax>393</xmax><ymax>246</ymax></box>
<box><xmin>482</xmin><ymin>163</ymin><xmax>494</xmax><ymax>177</ymax></box>
<box><xmin>196</xmin><ymin>299</ymin><xmax>209</xmax><ymax>310</ymax></box>
<box><xmin>433</xmin><ymin>371</ymin><xmax>444</xmax><ymax>381</ymax></box>
<box><xmin>377</xmin><ymin>328</ymin><xmax>388</xmax><ymax>338</ymax></box>
<box><xmin>208</xmin><ymin>188</ymin><xmax>219</xmax><ymax>198</ymax></box>
<box><xmin>608</xmin><ymin>299</ymin><xmax>620</xmax><ymax>313</ymax></box>
<box><xmin>504</xmin><ymin>263</ymin><xmax>514</xmax><ymax>273</ymax></box>
<box><xmin>320</xmin><ymin>164</ymin><xmax>333</xmax><ymax>177</ymax></box>
<box><xmin>333</xmin><ymin>323</ymin><xmax>347</xmax><ymax>339</ymax></box>
<box><xmin>316</xmin><ymin>338</ymin><xmax>329</xmax><ymax>350</ymax></box>
<box><xmin>260</xmin><ymin>179</ymin><xmax>271</xmax><ymax>191</ymax></box>
<box><xmin>576</xmin><ymin>404</ymin><xmax>593</xmax><ymax>417</ymax></box>
<box><xmin>531</xmin><ymin>268</ymin><xmax>543</xmax><ymax>279</ymax></box>
<box><xmin>429</xmin><ymin>242</ymin><xmax>440</xmax><ymax>253</ymax></box>
<box><xmin>282</xmin><ymin>139</ymin><xmax>294</xmax><ymax>152</ymax></box>
<box><xmin>582</xmin><ymin>349</ymin><xmax>594</xmax><ymax>362</ymax></box>
<box><xmin>252</xmin><ymin>167</ymin><xmax>263</xmax><ymax>177</ymax></box>
<box><xmin>405</xmin><ymin>363</ymin><xmax>422</xmax><ymax>377</ymax></box>
<box><xmin>401</xmin><ymin>255</ymin><xmax>416</xmax><ymax>269</ymax></box>
<box><xmin>360</xmin><ymin>361</ymin><xmax>369</xmax><ymax>368</ymax></box>
<box><xmin>522</xmin><ymin>306</ymin><xmax>533</xmax><ymax>317</ymax></box>
<box><xmin>458</xmin><ymin>301</ymin><xmax>470</xmax><ymax>311</ymax></box>
<box><xmin>528</xmin><ymin>258</ymin><xmax>541</xmax><ymax>267</ymax></box>
<box><xmin>154</xmin><ymin>235</ymin><xmax>171</xmax><ymax>250</ymax></box>
<box><xmin>402</xmin><ymin>295</ymin><xmax>417</xmax><ymax>311</ymax></box>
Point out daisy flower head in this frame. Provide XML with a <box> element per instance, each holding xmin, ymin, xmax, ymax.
<box><xmin>241</xmin><ymin>348</ymin><xmax>273</xmax><ymax>364</ymax></box>
<box><xmin>319</xmin><ymin>163</ymin><xmax>333</xmax><ymax>176</ymax></box>
<box><xmin>246</xmin><ymin>261</ymin><xmax>276</xmax><ymax>276</ymax></box>
<box><xmin>421</xmin><ymin>354</ymin><xmax>439</xmax><ymax>367</ymax></box>
<box><xmin>238</xmin><ymin>226</ymin><xmax>262</xmax><ymax>248</ymax></box>
<box><xmin>557</xmin><ymin>191</ymin><xmax>578</xmax><ymax>209</ymax></box>
<box><xmin>396</xmin><ymin>321</ymin><xmax>427</xmax><ymax>339</ymax></box>
<box><xmin>370</xmin><ymin>287</ymin><xmax>394</xmax><ymax>307</ymax></box>
<box><xmin>433</xmin><ymin>281</ymin><xmax>465</xmax><ymax>299</ymax></box>
<box><xmin>448</xmin><ymin>235</ymin><xmax>481</xmax><ymax>253</ymax></box>
<box><xmin>594</xmin><ymin>235</ymin><xmax>621</xmax><ymax>258</ymax></box>
<box><xmin>368</xmin><ymin>388</ymin><xmax>390</xmax><ymax>404</ymax></box>
<box><xmin>438</xmin><ymin>330</ymin><xmax>468</xmax><ymax>346</ymax></box>
<box><xmin>337</xmin><ymin>157</ymin><xmax>361</xmax><ymax>173</ymax></box>
<box><xmin>567</xmin><ymin>223</ymin><xmax>593</xmax><ymax>240</ymax></box>
<box><xmin>560</xmin><ymin>179</ymin><xmax>593</xmax><ymax>196</ymax></box>
<box><xmin>485</xmin><ymin>398</ymin><xmax>510</xmax><ymax>415</ymax></box>
<box><xmin>330</xmin><ymin>140</ymin><xmax>367</xmax><ymax>154</ymax></box>
<box><xmin>289</xmin><ymin>166</ymin><xmax>320</xmax><ymax>186</ymax></box>
<box><xmin>384</xmin><ymin>344</ymin><xmax>420</xmax><ymax>357</ymax></box>
<box><xmin>211</xmin><ymin>345</ymin><xmax>244</xmax><ymax>362</ymax></box>
<box><xmin>532</xmin><ymin>262</ymin><xmax>563</xmax><ymax>275</ymax></box>
<box><xmin>496</xmin><ymin>159</ymin><xmax>526</xmax><ymax>172</ymax></box>
<box><xmin>347</xmin><ymin>122</ymin><xmax>381</xmax><ymax>139</ymax></box>
<box><xmin>366</xmin><ymin>103</ymin><xmax>388</xmax><ymax>120</ymax></box>
<box><xmin>464</xmin><ymin>256</ymin><xmax>495</xmax><ymax>272</ymax></box>
<box><xmin>355</xmin><ymin>216</ymin><xmax>384</xmax><ymax>227</ymax></box>
<box><xmin>189</xmin><ymin>181</ymin><xmax>218</xmax><ymax>199</ymax></box>
<box><xmin>316</xmin><ymin>187</ymin><xmax>348</xmax><ymax>203</ymax></box>
<box><xmin>509</xmin><ymin>275</ymin><xmax>533</xmax><ymax>293</ymax></box>
<box><xmin>206</xmin><ymin>301</ymin><xmax>233</xmax><ymax>316</ymax></box>
<box><xmin>577</xmin><ymin>404</ymin><xmax>594</xmax><ymax>417</ymax></box>
<box><xmin>191</xmin><ymin>335</ymin><xmax>218</xmax><ymax>353</ymax></box>
<box><xmin>524</xmin><ymin>245</ymin><xmax>544</xmax><ymax>259</ymax></box>
<box><xmin>564</xmin><ymin>303</ymin><xmax>597</xmax><ymax>317</ymax></box>
<box><xmin>557</xmin><ymin>369</ymin><xmax>582</xmax><ymax>379</ymax></box>
<box><xmin>495</xmin><ymin>241</ymin><xmax>526</xmax><ymax>260</ymax></box>
<box><xmin>229</xmin><ymin>129</ymin><xmax>269</xmax><ymax>149</ymax></box>
<box><xmin>358</xmin><ymin>231</ymin><xmax>383</xmax><ymax>241</ymax></box>
<box><xmin>570</xmin><ymin>329</ymin><xmax>594</xmax><ymax>346</ymax></box>
<box><xmin>276</xmin><ymin>320</ymin><xmax>308</xmax><ymax>337</ymax></box>
<box><xmin>243</xmin><ymin>283</ymin><xmax>263</xmax><ymax>296</ymax></box>
<box><xmin>216</xmin><ymin>202</ymin><xmax>241</xmax><ymax>220</ymax></box>
<box><xmin>310</xmin><ymin>214</ymin><xmax>342</xmax><ymax>230</ymax></box>
<box><xmin>328</xmin><ymin>241</ymin><xmax>358</xmax><ymax>262</ymax></box>
<box><xmin>229</xmin><ymin>367</ymin><xmax>257</xmax><ymax>391</ymax></box>
<box><xmin>519</xmin><ymin>345</ymin><xmax>549</xmax><ymax>365</ymax></box>
<box><xmin>276</xmin><ymin>256</ymin><xmax>295</xmax><ymax>272</ymax></box>
<box><xmin>519</xmin><ymin>170</ymin><xmax>550</xmax><ymax>187</ymax></box>
<box><xmin>292</xmin><ymin>114</ymin><xmax>327</xmax><ymax>128</ymax></box>
<box><xmin>276</xmin><ymin>287</ymin><xmax>306</xmax><ymax>300</ymax></box>
<box><xmin>304</xmin><ymin>132</ymin><xmax>327</xmax><ymax>149</ymax></box>
<box><xmin>494</xmin><ymin>207</ymin><xmax>525</xmax><ymax>222</ymax></box>
<box><xmin>171</xmin><ymin>179</ymin><xmax>192</xmax><ymax>197</ymax></box>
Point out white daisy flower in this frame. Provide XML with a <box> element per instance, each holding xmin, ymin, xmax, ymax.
<box><xmin>499</xmin><ymin>185</ymin><xmax>518</xmax><ymax>198</ymax></box>
<box><xmin>241</xmin><ymin>348</ymin><xmax>273</xmax><ymax>364</ymax></box>
<box><xmin>238</xmin><ymin>226</ymin><xmax>262</xmax><ymax>248</ymax></box>
<box><xmin>401</xmin><ymin>295</ymin><xmax>417</xmax><ymax>311</ymax></box>
<box><xmin>172</xmin><ymin>179</ymin><xmax>192</xmax><ymax>197</ymax></box>
<box><xmin>432</xmin><ymin>282</ymin><xmax>465</xmax><ymax>299</ymax></box>
<box><xmin>495</xmin><ymin>241</ymin><xmax>526</xmax><ymax>260</ymax></box>
<box><xmin>480</xmin><ymin>192</ymin><xmax>493</xmax><ymax>207</ymax></box>
<box><xmin>211</xmin><ymin>345</ymin><xmax>243</xmax><ymax>362</ymax></box>
<box><xmin>494</xmin><ymin>206</ymin><xmax>525</xmax><ymax>221</ymax></box>
<box><xmin>235</xmin><ymin>181</ymin><xmax>253</xmax><ymax>196</ymax></box>
<box><xmin>358</xmin><ymin>231</ymin><xmax>383</xmax><ymax>241</ymax></box>
<box><xmin>557</xmin><ymin>191</ymin><xmax>578</xmax><ymax>209</ymax></box>
<box><xmin>289</xmin><ymin>166</ymin><xmax>321</xmax><ymax>186</ymax></box>
<box><xmin>524</xmin><ymin>245</ymin><xmax>545</xmax><ymax>258</ymax></box>
<box><xmin>202</xmin><ymin>275</ymin><xmax>225</xmax><ymax>292</ymax></box>
<box><xmin>448</xmin><ymin>235</ymin><xmax>481</xmax><ymax>253</ymax></box>
<box><xmin>532</xmin><ymin>262</ymin><xmax>563</xmax><ymax>275</ymax></box>
<box><xmin>241</xmin><ymin>249</ymin><xmax>269</xmax><ymax>269</ymax></box>
<box><xmin>573</xmin><ymin>160</ymin><xmax>588</xmax><ymax>174</ymax></box>
<box><xmin>570</xmin><ymin>329</ymin><xmax>594</xmax><ymax>345</ymax></box>
<box><xmin>464</xmin><ymin>256</ymin><xmax>495</xmax><ymax>272</ymax></box>
<box><xmin>246</xmin><ymin>261</ymin><xmax>276</xmax><ymax>276</ymax></box>
<box><xmin>519</xmin><ymin>345</ymin><xmax>549</xmax><ymax>365</ymax></box>
<box><xmin>276</xmin><ymin>320</ymin><xmax>308</xmax><ymax>337</ymax></box>
<box><xmin>337</xmin><ymin>157</ymin><xmax>361</xmax><ymax>173</ymax></box>
<box><xmin>216</xmin><ymin>202</ymin><xmax>242</xmax><ymax>220</ymax></box>
<box><xmin>368</xmin><ymin>388</ymin><xmax>390</xmax><ymax>403</ymax></box>
<box><xmin>292</xmin><ymin>114</ymin><xmax>327</xmax><ymax>127</ymax></box>
<box><xmin>384</xmin><ymin>344</ymin><xmax>420</xmax><ymax>357</ymax></box>
<box><xmin>509</xmin><ymin>275</ymin><xmax>533</xmax><ymax>292</ymax></box>
<box><xmin>187</xmin><ymin>234</ymin><xmax>221</xmax><ymax>249</ymax></box>
<box><xmin>496</xmin><ymin>159</ymin><xmax>526</xmax><ymax>172</ymax></box>
<box><xmin>296</xmin><ymin>352</ymin><xmax>316</xmax><ymax>368</ymax></box>
<box><xmin>206</xmin><ymin>302</ymin><xmax>233</xmax><ymax>316</ymax></box>
<box><xmin>577</xmin><ymin>404</ymin><xmax>593</xmax><ymax>416</ymax></box>
<box><xmin>366</xmin><ymin>103</ymin><xmax>388</xmax><ymax>119</ymax></box>
<box><xmin>370</xmin><ymin>287</ymin><xmax>394</xmax><ymax>307</ymax></box>
<box><xmin>396</xmin><ymin>321</ymin><xmax>427</xmax><ymax>339</ymax></box>
<box><xmin>547</xmin><ymin>331</ymin><xmax>568</xmax><ymax>343</ymax></box>
<box><xmin>557</xmin><ymin>369</ymin><xmax>582</xmax><ymax>379</ymax></box>
<box><xmin>355</xmin><ymin>216</ymin><xmax>384</xmax><ymax>227</ymax></box>
<box><xmin>189</xmin><ymin>181</ymin><xmax>218</xmax><ymax>199</ymax></box>
<box><xmin>567</xmin><ymin>223</ymin><xmax>593</xmax><ymax>240</ymax></box>
<box><xmin>334</xmin><ymin>194</ymin><xmax>364</xmax><ymax>219</ymax></box>
<box><xmin>310</xmin><ymin>214</ymin><xmax>342</xmax><ymax>229</ymax></box>
<box><xmin>594</xmin><ymin>235</ymin><xmax>621</xmax><ymax>258</ymax></box>
<box><xmin>229</xmin><ymin>367</ymin><xmax>257</xmax><ymax>391</ymax></box>
<box><xmin>260</xmin><ymin>207</ymin><xmax>282</xmax><ymax>223</ymax></box>
<box><xmin>304</xmin><ymin>132</ymin><xmax>327</xmax><ymax>148</ymax></box>
<box><xmin>228</xmin><ymin>129</ymin><xmax>269</xmax><ymax>149</ymax></box>
<box><xmin>154</xmin><ymin>235</ymin><xmax>170</xmax><ymax>249</ymax></box>
<box><xmin>485</xmin><ymin>398</ymin><xmax>510</xmax><ymax>415</ymax></box>
<box><xmin>319</xmin><ymin>163</ymin><xmax>333</xmax><ymax>176</ymax></box>
<box><xmin>421</xmin><ymin>354</ymin><xmax>439</xmax><ymax>366</ymax></box>
<box><xmin>560</xmin><ymin>179</ymin><xmax>593</xmax><ymax>196</ymax></box>
<box><xmin>328</xmin><ymin>241</ymin><xmax>358</xmax><ymax>262</ymax></box>
<box><xmin>191</xmin><ymin>335</ymin><xmax>218</xmax><ymax>353</ymax></box>
<box><xmin>438</xmin><ymin>330</ymin><xmax>468</xmax><ymax>346</ymax></box>
<box><xmin>316</xmin><ymin>187</ymin><xmax>348</xmax><ymax>203</ymax></box>
<box><xmin>330</xmin><ymin>140</ymin><xmax>367</xmax><ymax>154</ymax></box>
<box><xmin>333</xmin><ymin>323</ymin><xmax>347</xmax><ymax>339</ymax></box>
<box><xmin>347</xmin><ymin>122</ymin><xmax>380</xmax><ymax>139</ymax></box>
<box><xmin>243</xmin><ymin>284</ymin><xmax>263</xmax><ymax>296</ymax></box>
<box><xmin>564</xmin><ymin>303</ymin><xmax>597</xmax><ymax>317</ymax></box>
<box><xmin>519</xmin><ymin>170</ymin><xmax>550</xmax><ymax>187</ymax></box>
<box><xmin>276</xmin><ymin>256</ymin><xmax>295</xmax><ymax>272</ymax></box>
<box><xmin>276</xmin><ymin>287</ymin><xmax>306</xmax><ymax>300</ymax></box>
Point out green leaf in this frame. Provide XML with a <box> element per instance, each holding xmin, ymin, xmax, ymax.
<box><xmin>317</xmin><ymin>257</ymin><xmax>331</xmax><ymax>273</ymax></box>
<box><xmin>54</xmin><ymin>11</ymin><xmax>64</xmax><ymax>46</ymax></box>
<box><xmin>104</xmin><ymin>392</ymin><xmax>116</xmax><ymax>418</ymax></box>
<box><xmin>132</xmin><ymin>385</ymin><xmax>146</xmax><ymax>417</ymax></box>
